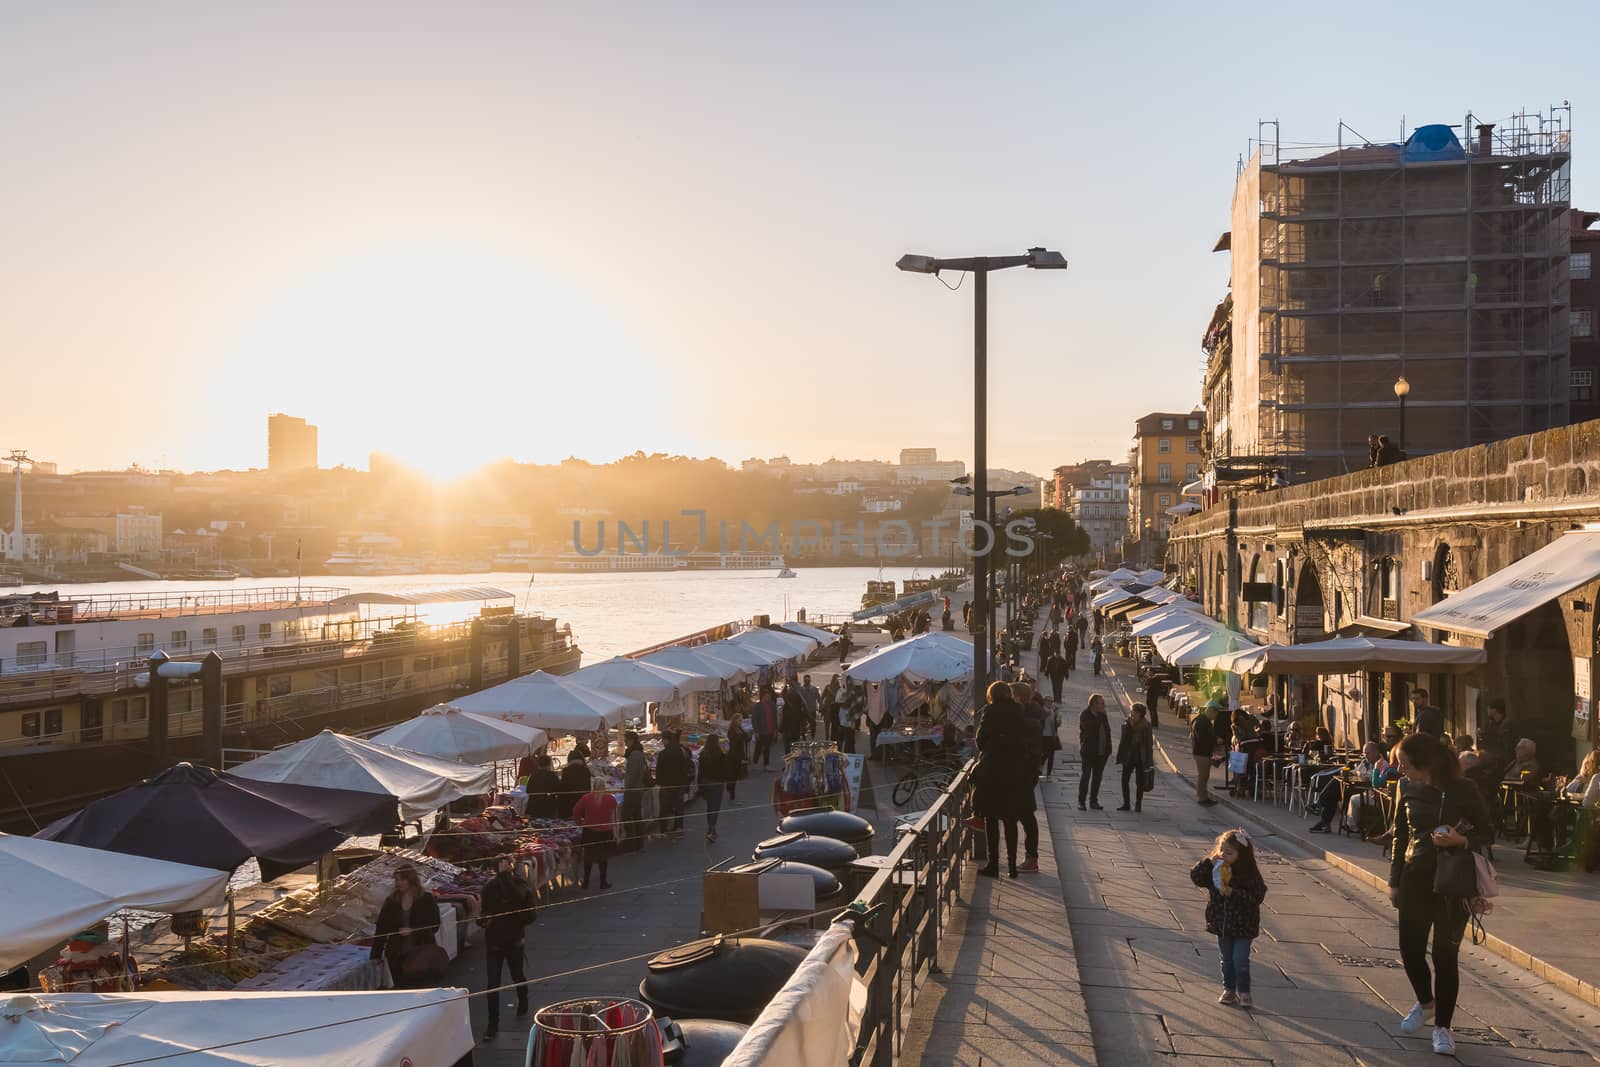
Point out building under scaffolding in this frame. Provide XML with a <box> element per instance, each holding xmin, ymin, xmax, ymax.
<box><xmin>1221</xmin><ymin>108</ymin><xmax>1572</xmax><ymax>481</ymax></box>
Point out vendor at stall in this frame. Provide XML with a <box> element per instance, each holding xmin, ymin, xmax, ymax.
<box><xmin>524</xmin><ymin>756</ymin><xmax>563</xmax><ymax>820</ymax></box>
<box><xmin>371</xmin><ymin>865</ymin><xmax>444</xmax><ymax>989</ymax></box>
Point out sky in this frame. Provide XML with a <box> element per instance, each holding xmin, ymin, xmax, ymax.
<box><xmin>3</xmin><ymin>2</ymin><xmax>1596</xmax><ymax>481</ymax></box>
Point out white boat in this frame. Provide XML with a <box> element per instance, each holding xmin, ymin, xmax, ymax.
<box><xmin>777</xmin><ymin>567</ymin><xmax>797</xmax><ymax>579</ymax></box>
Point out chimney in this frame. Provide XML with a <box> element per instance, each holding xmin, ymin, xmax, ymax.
<box><xmin>1476</xmin><ymin>123</ymin><xmax>1495</xmax><ymax>156</ymax></box>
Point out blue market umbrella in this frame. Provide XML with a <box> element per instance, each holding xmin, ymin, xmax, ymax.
<box><xmin>36</xmin><ymin>762</ymin><xmax>399</xmax><ymax>881</ymax></box>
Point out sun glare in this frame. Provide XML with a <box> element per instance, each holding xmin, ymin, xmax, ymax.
<box><xmin>219</xmin><ymin>245</ymin><xmax>679</xmax><ymax>479</ymax></box>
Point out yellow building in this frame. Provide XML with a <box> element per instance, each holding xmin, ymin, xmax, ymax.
<box><xmin>1129</xmin><ymin>410</ymin><xmax>1205</xmax><ymax>559</ymax></box>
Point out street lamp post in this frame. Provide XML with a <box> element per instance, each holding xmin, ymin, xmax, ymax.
<box><xmin>953</xmin><ymin>481</ymin><xmax>1036</xmax><ymax>678</ymax></box>
<box><xmin>1394</xmin><ymin>374</ymin><xmax>1411</xmax><ymax>457</ymax></box>
<box><xmin>901</xmin><ymin>247</ymin><xmax>1067</xmax><ymax>696</ymax></box>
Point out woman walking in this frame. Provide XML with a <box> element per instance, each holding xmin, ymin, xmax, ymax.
<box><xmin>572</xmin><ymin>778</ymin><xmax>620</xmax><ymax>890</ymax></box>
<box><xmin>974</xmin><ymin>681</ymin><xmax>1033</xmax><ymax>879</ymax></box>
<box><xmin>1078</xmin><ymin>694</ymin><xmax>1113</xmax><ymax>811</ymax></box>
<box><xmin>1389</xmin><ymin>732</ymin><xmax>1492</xmax><ymax>1056</ymax></box>
<box><xmin>697</xmin><ymin>734</ymin><xmax>731</xmax><ymax>844</ymax></box>
<box><xmin>371</xmin><ymin>865</ymin><xmax>443</xmax><ymax>988</ymax></box>
<box><xmin>726</xmin><ymin>714</ymin><xmax>749</xmax><ymax>801</ymax></box>
<box><xmin>1116</xmin><ymin>702</ymin><xmax>1155</xmax><ymax>812</ymax></box>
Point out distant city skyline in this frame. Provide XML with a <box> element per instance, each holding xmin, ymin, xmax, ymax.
<box><xmin>3</xmin><ymin>4</ymin><xmax>1593</xmax><ymax>479</ymax></box>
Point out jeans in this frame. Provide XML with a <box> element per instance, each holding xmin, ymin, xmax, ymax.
<box><xmin>701</xmin><ymin>782</ymin><xmax>724</xmax><ymax>833</ymax></box>
<box><xmin>1397</xmin><ymin>870</ymin><xmax>1470</xmax><ymax>1027</ymax></box>
<box><xmin>1022</xmin><ymin>808</ymin><xmax>1039</xmax><ymax>859</ymax></box>
<box><xmin>1079</xmin><ymin>754</ymin><xmax>1108</xmax><ymax>805</ymax></box>
<box><xmin>484</xmin><ymin>942</ymin><xmax>528</xmax><ymax>1029</ymax></box>
<box><xmin>1050</xmin><ymin>678</ymin><xmax>1064</xmax><ymax>703</ymax></box>
<box><xmin>985</xmin><ymin>816</ymin><xmax>1020</xmax><ymax>872</ymax></box>
<box><xmin>1218</xmin><ymin>935</ymin><xmax>1253</xmax><ymax>993</ymax></box>
<box><xmin>1120</xmin><ymin>762</ymin><xmax>1146</xmax><ymax>809</ymax></box>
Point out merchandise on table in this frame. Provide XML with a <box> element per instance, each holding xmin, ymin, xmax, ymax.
<box><xmin>773</xmin><ymin>741</ymin><xmax>851</xmax><ymax>815</ymax></box>
<box><xmin>37</xmin><ymin>924</ymin><xmax>139</xmax><ymax>993</ymax></box>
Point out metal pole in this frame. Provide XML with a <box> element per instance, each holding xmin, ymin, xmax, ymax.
<box><xmin>972</xmin><ymin>266</ymin><xmax>989</xmax><ymax>695</ymax></box>
<box><xmin>1399</xmin><ymin>393</ymin><xmax>1407</xmax><ymax>457</ymax></box>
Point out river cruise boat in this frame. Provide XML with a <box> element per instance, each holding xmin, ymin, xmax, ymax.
<box><xmin>0</xmin><ymin>584</ymin><xmax>580</xmax><ymax>831</ymax></box>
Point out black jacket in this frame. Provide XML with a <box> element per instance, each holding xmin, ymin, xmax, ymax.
<box><xmin>698</xmin><ymin>744</ymin><xmax>732</xmax><ymax>785</ymax></box>
<box><xmin>524</xmin><ymin>768</ymin><xmax>564</xmax><ymax>820</ymax></box>
<box><xmin>371</xmin><ymin>891</ymin><xmax>441</xmax><ymax>964</ymax></box>
<box><xmin>974</xmin><ymin>698</ymin><xmax>1035</xmax><ymax>818</ymax></box>
<box><xmin>655</xmin><ymin>742</ymin><xmax>693</xmax><ymax>789</ymax></box>
<box><xmin>1189</xmin><ymin>858</ymin><xmax>1268</xmax><ymax>939</ymax></box>
<box><xmin>1191</xmin><ymin>713</ymin><xmax>1217</xmax><ymax>757</ymax></box>
<box><xmin>558</xmin><ymin>761</ymin><xmax>591</xmax><ymax>820</ymax></box>
<box><xmin>1388</xmin><ymin>777</ymin><xmax>1493</xmax><ymax>888</ymax></box>
<box><xmin>1079</xmin><ymin>707</ymin><xmax>1113</xmax><ymax>760</ymax></box>
<box><xmin>479</xmin><ymin>869</ymin><xmax>537</xmax><ymax>948</ymax></box>
<box><xmin>1043</xmin><ymin>654</ymin><xmax>1068</xmax><ymax>683</ymax></box>
<box><xmin>1116</xmin><ymin>721</ymin><xmax>1154</xmax><ymax>769</ymax></box>
<box><xmin>779</xmin><ymin>696</ymin><xmax>810</xmax><ymax>739</ymax></box>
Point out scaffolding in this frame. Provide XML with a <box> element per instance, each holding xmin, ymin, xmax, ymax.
<box><xmin>1241</xmin><ymin>108</ymin><xmax>1572</xmax><ymax>475</ymax></box>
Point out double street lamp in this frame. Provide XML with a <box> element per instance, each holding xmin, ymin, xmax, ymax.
<box><xmin>899</xmin><ymin>247</ymin><xmax>1068</xmax><ymax>693</ymax></box>
<box><xmin>953</xmin><ymin>481</ymin><xmax>1033</xmax><ymax>670</ymax></box>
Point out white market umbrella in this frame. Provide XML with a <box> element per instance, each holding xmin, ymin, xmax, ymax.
<box><xmin>1136</xmin><ymin>569</ymin><xmax>1169</xmax><ymax>583</ymax></box>
<box><xmin>701</xmin><ymin>639</ymin><xmax>781</xmax><ymax>671</ymax></box>
<box><xmin>640</xmin><ymin>646</ymin><xmax>750</xmax><ymax>682</ymax></box>
<box><xmin>730</xmin><ymin>627</ymin><xmax>817</xmax><ymax>658</ymax></box>
<box><xmin>370</xmin><ymin>705</ymin><xmax>547</xmax><ymax>765</ymax></box>
<box><xmin>0</xmin><ymin>835</ymin><xmax>228</xmax><ymax>972</ymax></box>
<box><xmin>1198</xmin><ymin>635</ymin><xmax>1487</xmax><ymax>677</ymax></box>
<box><xmin>1092</xmin><ymin>584</ymin><xmax>1149</xmax><ymax>610</ymax></box>
<box><xmin>844</xmin><ymin>632</ymin><xmax>973</xmax><ymax>684</ymax></box>
<box><xmin>779</xmin><ymin>620</ymin><xmax>840</xmax><ymax>646</ymax></box>
<box><xmin>228</xmin><ymin>730</ymin><xmax>494</xmax><ymax>821</ymax></box>
<box><xmin>1157</xmin><ymin>627</ymin><xmax>1257</xmax><ymax>668</ymax></box>
<box><xmin>451</xmin><ymin>670</ymin><xmax>637</xmax><ymax>731</ymax></box>
<box><xmin>0</xmin><ymin>989</ymin><xmax>472</xmax><ymax>1065</ymax></box>
<box><xmin>570</xmin><ymin>656</ymin><xmax>717</xmax><ymax>701</ymax></box>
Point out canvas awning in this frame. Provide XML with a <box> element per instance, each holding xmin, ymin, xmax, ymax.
<box><xmin>570</xmin><ymin>655</ymin><xmax>719</xmax><ymax>700</ymax></box>
<box><xmin>0</xmin><ymin>989</ymin><xmax>472</xmax><ymax>1065</ymax></box>
<box><xmin>1092</xmin><ymin>584</ymin><xmax>1149</xmax><ymax>609</ymax></box>
<box><xmin>228</xmin><ymin>731</ymin><xmax>494</xmax><ymax>822</ymax></box>
<box><xmin>0</xmin><ymin>835</ymin><xmax>228</xmax><ymax>971</ymax></box>
<box><xmin>731</xmin><ymin>627</ymin><xmax>818</xmax><ymax>658</ymax></box>
<box><xmin>1337</xmin><ymin>615</ymin><xmax>1414</xmax><ymax>638</ymax></box>
<box><xmin>1106</xmin><ymin>598</ymin><xmax>1154</xmax><ymax>621</ymax></box>
<box><xmin>638</xmin><ymin>646</ymin><xmax>750</xmax><ymax>682</ymax></box>
<box><xmin>1158</xmin><ymin>627</ymin><xmax>1257</xmax><ymax>668</ymax></box>
<box><xmin>1410</xmin><ymin>529</ymin><xmax>1600</xmax><ymax>639</ymax></box>
<box><xmin>452</xmin><ymin>671</ymin><xmax>636</xmax><ymax>732</ymax></box>
<box><xmin>1198</xmin><ymin>636</ymin><xmax>1486</xmax><ymax>676</ymax></box>
<box><xmin>779</xmin><ymin>620</ymin><xmax>840</xmax><ymax>647</ymax></box>
<box><xmin>370</xmin><ymin>705</ymin><xmax>547</xmax><ymax>765</ymax></box>
<box><xmin>844</xmin><ymin>632</ymin><xmax>972</xmax><ymax>684</ymax></box>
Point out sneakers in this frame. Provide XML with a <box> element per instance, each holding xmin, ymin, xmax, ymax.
<box><xmin>1238</xmin><ymin>993</ymin><xmax>1253</xmax><ymax>1009</ymax></box>
<box><xmin>1018</xmin><ymin>857</ymin><xmax>1039</xmax><ymax>873</ymax></box>
<box><xmin>1218</xmin><ymin>990</ymin><xmax>1238</xmax><ymax>1005</ymax></box>
<box><xmin>1400</xmin><ymin>1002</ymin><xmax>1433</xmax><ymax>1034</ymax></box>
<box><xmin>1431</xmin><ymin>1027</ymin><xmax>1456</xmax><ymax>1055</ymax></box>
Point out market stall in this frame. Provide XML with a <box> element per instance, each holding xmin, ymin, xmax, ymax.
<box><xmin>452</xmin><ymin>669</ymin><xmax>636</xmax><ymax>746</ymax></box>
<box><xmin>370</xmin><ymin>704</ymin><xmax>547</xmax><ymax>764</ymax></box>
<box><xmin>228</xmin><ymin>729</ymin><xmax>494</xmax><ymax>821</ymax></box>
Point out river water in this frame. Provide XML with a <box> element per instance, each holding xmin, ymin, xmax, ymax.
<box><xmin>25</xmin><ymin>567</ymin><xmax>941</xmax><ymax>662</ymax></box>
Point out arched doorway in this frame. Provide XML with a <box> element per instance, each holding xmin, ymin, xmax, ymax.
<box><xmin>1213</xmin><ymin>552</ymin><xmax>1225</xmax><ymax>616</ymax></box>
<box><xmin>1248</xmin><ymin>554</ymin><xmax>1269</xmax><ymax>632</ymax></box>
<box><xmin>1294</xmin><ymin>561</ymin><xmax>1328</xmax><ymax>732</ymax></box>
<box><xmin>1484</xmin><ymin>600</ymin><xmax>1576</xmax><ymax>775</ymax></box>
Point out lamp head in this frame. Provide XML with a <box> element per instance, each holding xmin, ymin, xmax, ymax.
<box><xmin>1026</xmin><ymin>247</ymin><xmax>1069</xmax><ymax>270</ymax></box>
<box><xmin>1012</xmin><ymin>485</ymin><xmax>1031</xmax><ymax>496</ymax></box>
<box><xmin>897</xmin><ymin>254</ymin><xmax>940</xmax><ymax>274</ymax></box>
<box><xmin>952</xmin><ymin>485</ymin><xmax>974</xmax><ymax>497</ymax></box>
<box><xmin>1393</xmin><ymin>375</ymin><xmax>1411</xmax><ymax>398</ymax></box>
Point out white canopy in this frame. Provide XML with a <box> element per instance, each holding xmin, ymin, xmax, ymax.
<box><xmin>451</xmin><ymin>670</ymin><xmax>636</xmax><ymax>731</ymax></box>
<box><xmin>844</xmin><ymin>632</ymin><xmax>973</xmax><ymax>684</ymax></box>
<box><xmin>700</xmin><ymin>640</ymin><xmax>779</xmax><ymax>671</ymax></box>
<box><xmin>1092</xmin><ymin>584</ymin><xmax>1148</xmax><ymax>610</ymax></box>
<box><xmin>1410</xmin><ymin>529</ymin><xmax>1600</xmax><ymax>639</ymax></box>
<box><xmin>1135</xmin><ymin>569</ymin><xmax>1168</xmax><ymax>584</ymax></box>
<box><xmin>369</xmin><ymin>706</ymin><xmax>547</xmax><ymax>765</ymax></box>
<box><xmin>0</xmin><ymin>834</ymin><xmax>228</xmax><ymax>972</ymax></box>
<box><xmin>570</xmin><ymin>656</ymin><xmax>717</xmax><ymax>701</ymax></box>
<box><xmin>713</xmin><ymin>637</ymin><xmax>788</xmax><ymax>667</ymax></box>
<box><xmin>1157</xmin><ymin>627</ymin><xmax>1257</xmax><ymax>668</ymax></box>
<box><xmin>1198</xmin><ymin>635</ymin><xmax>1487</xmax><ymax>676</ymax></box>
<box><xmin>731</xmin><ymin>628</ymin><xmax>817</xmax><ymax>658</ymax></box>
<box><xmin>640</xmin><ymin>646</ymin><xmax>750</xmax><ymax>682</ymax></box>
<box><xmin>0</xmin><ymin>989</ymin><xmax>471</xmax><ymax>1065</ymax></box>
<box><xmin>228</xmin><ymin>730</ymin><xmax>494</xmax><ymax>821</ymax></box>
<box><xmin>779</xmin><ymin>621</ymin><xmax>840</xmax><ymax>646</ymax></box>
<box><xmin>1146</xmin><ymin>614</ymin><xmax>1230</xmax><ymax>652</ymax></box>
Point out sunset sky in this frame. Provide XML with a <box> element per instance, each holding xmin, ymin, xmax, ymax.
<box><xmin>4</xmin><ymin>3</ymin><xmax>1594</xmax><ymax>480</ymax></box>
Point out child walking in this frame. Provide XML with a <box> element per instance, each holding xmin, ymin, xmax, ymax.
<box><xmin>1189</xmin><ymin>828</ymin><xmax>1269</xmax><ymax>1008</ymax></box>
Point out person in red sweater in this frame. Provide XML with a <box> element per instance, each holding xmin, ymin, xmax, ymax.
<box><xmin>571</xmin><ymin>779</ymin><xmax>619</xmax><ymax>890</ymax></box>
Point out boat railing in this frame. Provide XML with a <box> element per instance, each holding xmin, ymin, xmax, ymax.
<box><xmin>0</xmin><ymin>586</ymin><xmax>351</xmax><ymax>623</ymax></box>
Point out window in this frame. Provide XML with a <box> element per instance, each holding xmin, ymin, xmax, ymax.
<box><xmin>1575</xmin><ymin>253</ymin><xmax>1593</xmax><ymax>280</ymax></box>
<box><xmin>1574</xmin><ymin>369</ymin><xmax>1595</xmax><ymax>403</ymax></box>
<box><xmin>1186</xmin><ymin>463</ymin><xmax>1200</xmax><ymax>480</ymax></box>
<box><xmin>259</xmin><ymin>623</ymin><xmax>273</xmax><ymax>642</ymax></box>
<box><xmin>269</xmin><ymin>675</ymin><xmax>291</xmax><ymax>697</ymax></box>
<box><xmin>1158</xmin><ymin>494</ymin><xmax>1172</xmax><ymax>507</ymax></box>
<box><xmin>1160</xmin><ymin>419</ymin><xmax>1174</xmax><ymax>430</ymax></box>
<box><xmin>202</xmin><ymin>628</ymin><xmax>217</xmax><ymax>647</ymax></box>
<box><xmin>1187</xmin><ymin>438</ymin><xmax>1200</xmax><ymax>453</ymax></box>
<box><xmin>136</xmin><ymin>633</ymin><xmax>155</xmax><ymax>654</ymax></box>
<box><xmin>16</xmin><ymin>640</ymin><xmax>47</xmax><ymax>667</ymax></box>
<box><xmin>170</xmin><ymin>630</ymin><xmax>188</xmax><ymax>650</ymax></box>
<box><xmin>232</xmin><ymin>624</ymin><xmax>246</xmax><ymax>644</ymax></box>
<box><xmin>1573</xmin><ymin>310</ymin><xmax>1594</xmax><ymax>338</ymax></box>
<box><xmin>1158</xmin><ymin>463</ymin><xmax>1171</xmax><ymax>482</ymax></box>
<box><xmin>1158</xmin><ymin>438</ymin><xmax>1172</xmax><ymax>453</ymax></box>
<box><xmin>22</xmin><ymin>709</ymin><xmax>62</xmax><ymax>739</ymax></box>
<box><xmin>21</xmin><ymin>713</ymin><xmax>39</xmax><ymax>738</ymax></box>
<box><xmin>1187</xmin><ymin>418</ymin><xmax>1200</xmax><ymax>430</ymax></box>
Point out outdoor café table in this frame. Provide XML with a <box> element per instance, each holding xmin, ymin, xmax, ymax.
<box><xmin>1499</xmin><ymin>782</ymin><xmax>1538</xmax><ymax>842</ymax></box>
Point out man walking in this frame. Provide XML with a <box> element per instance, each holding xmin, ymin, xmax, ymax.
<box><xmin>621</xmin><ymin>731</ymin><xmax>651</xmax><ymax>842</ymax></box>
<box><xmin>800</xmin><ymin>674</ymin><xmax>822</xmax><ymax>737</ymax></box>
<box><xmin>1015</xmin><ymin>682</ymin><xmax>1045</xmax><ymax>871</ymax></box>
<box><xmin>1043</xmin><ymin>650</ymin><xmax>1069</xmax><ymax>705</ymax></box>
<box><xmin>1078</xmin><ymin>694</ymin><xmax>1113</xmax><ymax>811</ymax></box>
<box><xmin>654</xmin><ymin>730</ymin><xmax>692</xmax><ymax>836</ymax></box>
<box><xmin>479</xmin><ymin>855</ymin><xmax>536</xmax><ymax>1042</ymax></box>
<box><xmin>1192</xmin><ymin>701</ymin><xmax>1220</xmax><ymax>805</ymax></box>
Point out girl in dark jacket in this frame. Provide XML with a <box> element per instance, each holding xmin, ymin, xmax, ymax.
<box><xmin>1189</xmin><ymin>828</ymin><xmax>1268</xmax><ymax>1009</ymax></box>
<box><xmin>974</xmin><ymin>682</ymin><xmax>1033</xmax><ymax>879</ymax></box>
<box><xmin>1387</xmin><ymin>732</ymin><xmax>1493</xmax><ymax>1056</ymax></box>
<box><xmin>1115</xmin><ymin>702</ymin><xmax>1155</xmax><ymax>812</ymax></box>
<box><xmin>725</xmin><ymin>715</ymin><xmax>749</xmax><ymax>801</ymax></box>
<box><xmin>371</xmin><ymin>865</ymin><xmax>443</xmax><ymax>988</ymax></box>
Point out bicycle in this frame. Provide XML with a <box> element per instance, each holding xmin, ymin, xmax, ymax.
<box><xmin>892</xmin><ymin>750</ymin><xmax>962</xmax><ymax>810</ymax></box>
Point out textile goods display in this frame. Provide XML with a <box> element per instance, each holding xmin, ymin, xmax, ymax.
<box><xmin>228</xmin><ymin>730</ymin><xmax>493</xmax><ymax>821</ymax></box>
<box><xmin>529</xmin><ymin>997</ymin><xmax>664</xmax><ymax>1067</ymax></box>
<box><xmin>0</xmin><ymin>834</ymin><xmax>228</xmax><ymax>972</ymax></box>
<box><xmin>0</xmin><ymin>989</ymin><xmax>473</xmax><ymax>1066</ymax></box>
<box><xmin>36</xmin><ymin>763</ymin><xmax>398</xmax><ymax>882</ymax></box>
<box><xmin>721</xmin><ymin>923</ymin><xmax>862</xmax><ymax>1067</ymax></box>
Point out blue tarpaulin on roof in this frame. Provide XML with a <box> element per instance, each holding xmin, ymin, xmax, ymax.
<box><xmin>1404</xmin><ymin>124</ymin><xmax>1465</xmax><ymax>162</ymax></box>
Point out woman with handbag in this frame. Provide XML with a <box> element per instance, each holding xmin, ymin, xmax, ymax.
<box><xmin>1388</xmin><ymin>732</ymin><xmax>1492</xmax><ymax>1056</ymax></box>
<box><xmin>1116</xmin><ymin>702</ymin><xmax>1155</xmax><ymax>812</ymax></box>
<box><xmin>371</xmin><ymin>865</ymin><xmax>445</xmax><ymax>988</ymax></box>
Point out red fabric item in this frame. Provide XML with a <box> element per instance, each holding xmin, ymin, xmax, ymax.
<box><xmin>571</xmin><ymin>792</ymin><xmax>619</xmax><ymax>831</ymax></box>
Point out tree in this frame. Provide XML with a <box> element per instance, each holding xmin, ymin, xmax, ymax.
<box><xmin>1007</xmin><ymin>508</ymin><xmax>1089</xmax><ymax>569</ymax></box>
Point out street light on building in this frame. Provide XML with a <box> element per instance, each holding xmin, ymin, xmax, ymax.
<box><xmin>1393</xmin><ymin>375</ymin><xmax>1411</xmax><ymax>457</ymax></box>
<box><xmin>904</xmin><ymin>248</ymin><xmax>1068</xmax><ymax>691</ymax></box>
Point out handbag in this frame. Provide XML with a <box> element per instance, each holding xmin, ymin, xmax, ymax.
<box><xmin>1227</xmin><ymin>750</ymin><xmax>1249</xmax><ymax>775</ymax></box>
<box><xmin>399</xmin><ymin>942</ymin><xmax>450</xmax><ymax>985</ymax></box>
<box><xmin>1433</xmin><ymin>847</ymin><xmax>1479</xmax><ymax>898</ymax></box>
<box><xmin>1140</xmin><ymin>766</ymin><xmax>1156</xmax><ymax>792</ymax></box>
<box><xmin>1473</xmin><ymin>850</ymin><xmax>1500</xmax><ymax>899</ymax></box>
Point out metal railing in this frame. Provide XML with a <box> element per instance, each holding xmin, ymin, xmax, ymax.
<box><xmin>777</xmin><ymin>760</ymin><xmax>976</xmax><ymax>1065</ymax></box>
